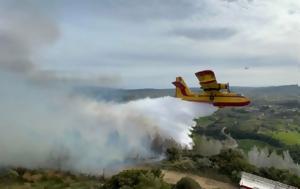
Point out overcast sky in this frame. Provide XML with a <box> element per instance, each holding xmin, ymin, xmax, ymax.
<box><xmin>1</xmin><ymin>0</ymin><xmax>299</xmax><ymax>88</ymax></box>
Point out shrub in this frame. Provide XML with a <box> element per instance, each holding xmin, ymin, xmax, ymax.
<box><xmin>166</xmin><ymin>147</ymin><xmax>180</xmax><ymax>162</ymax></box>
<box><xmin>175</xmin><ymin>177</ymin><xmax>202</xmax><ymax>189</ymax></box>
<box><xmin>102</xmin><ymin>169</ymin><xmax>171</xmax><ymax>189</ymax></box>
<box><xmin>210</xmin><ymin>149</ymin><xmax>256</xmax><ymax>182</ymax></box>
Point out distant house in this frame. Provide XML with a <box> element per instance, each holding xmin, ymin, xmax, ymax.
<box><xmin>239</xmin><ymin>172</ymin><xmax>298</xmax><ymax>189</ymax></box>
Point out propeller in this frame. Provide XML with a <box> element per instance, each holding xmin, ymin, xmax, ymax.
<box><xmin>227</xmin><ymin>82</ymin><xmax>231</xmax><ymax>93</ymax></box>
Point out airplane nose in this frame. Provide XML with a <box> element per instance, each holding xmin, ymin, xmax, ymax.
<box><xmin>244</xmin><ymin>98</ymin><xmax>251</xmax><ymax>105</ymax></box>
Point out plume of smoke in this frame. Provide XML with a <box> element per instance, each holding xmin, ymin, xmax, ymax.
<box><xmin>193</xmin><ymin>136</ymin><xmax>223</xmax><ymax>156</ymax></box>
<box><xmin>193</xmin><ymin>133</ymin><xmax>238</xmax><ymax>156</ymax></box>
<box><xmin>0</xmin><ymin>73</ymin><xmax>216</xmax><ymax>173</ymax></box>
<box><xmin>248</xmin><ymin>146</ymin><xmax>300</xmax><ymax>176</ymax></box>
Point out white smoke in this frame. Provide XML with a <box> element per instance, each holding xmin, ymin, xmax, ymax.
<box><xmin>193</xmin><ymin>136</ymin><xmax>223</xmax><ymax>156</ymax></box>
<box><xmin>248</xmin><ymin>146</ymin><xmax>300</xmax><ymax>176</ymax></box>
<box><xmin>193</xmin><ymin>132</ymin><xmax>238</xmax><ymax>157</ymax></box>
<box><xmin>0</xmin><ymin>72</ymin><xmax>216</xmax><ymax>173</ymax></box>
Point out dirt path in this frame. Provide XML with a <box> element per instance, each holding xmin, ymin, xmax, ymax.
<box><xmin>162</xmin><ymin>170</ymin><xmax>237</xmax><ymax>189</ymax></box>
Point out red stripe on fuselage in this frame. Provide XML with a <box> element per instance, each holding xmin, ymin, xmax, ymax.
<box><xmin>196</xmin><ymin>95</ymin><xmax>248</xmax><ymax>98</ymax></box>
<box><xmin>186</xmin><ymin>99</ymin><xmax>250</xmax><ymax>107</ymax></box>
<box><xmin>213</xmin><ymin>101</ymin><xmax>250</xmax><ymax>107</ymax></box>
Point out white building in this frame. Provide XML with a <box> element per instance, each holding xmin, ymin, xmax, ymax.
<box><xmin>239</xmin><ymin>172</ymin><xmax>298</xmax><ymax>189</ymax></box>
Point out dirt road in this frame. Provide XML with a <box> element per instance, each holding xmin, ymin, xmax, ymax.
<box><xmin>162</xmin><ymin>170</ymin><xmax>237</xmax><ymax>189</ymax></box>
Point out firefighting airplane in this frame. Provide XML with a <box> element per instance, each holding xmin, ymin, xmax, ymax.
<box><xmin>172</xmin><ymin>70</ymin><xmax>250</xmax><ymax>107</ymax></box>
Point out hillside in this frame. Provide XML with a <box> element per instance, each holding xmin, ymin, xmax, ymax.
<box><xmin>78</xmin><ymin>85</ymin><xmax>299</xmax><ymax>102</ymax></box>
<box><xmin>1</xmin><ymin>85</ymin><xmax>298</xmax><ymax>188</ymax></box>
<box><xmin>192</xmin><ymin>85</ymin><xmax>300</xmax><ymax>160</ymax></box>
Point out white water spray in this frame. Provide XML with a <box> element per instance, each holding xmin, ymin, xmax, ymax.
<box><xmin>82</xmin><ymin>96</ymin><xmax>217</xmax><ymax>147</ymax></box>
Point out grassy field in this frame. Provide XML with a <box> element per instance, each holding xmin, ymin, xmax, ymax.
<box><xmin>271</xmin><ymin>131</ymin><xmax>300</xmax><ymax>145</ymax></box>
<box><xmin>237</xmin><ymin>139</ymin><xmax>274</xmax><ymax>152</ymax></box>
<box><xmin>194</xmin><ymin>84</ymin><xmax>299</xmax><ymax>151</ymax></box>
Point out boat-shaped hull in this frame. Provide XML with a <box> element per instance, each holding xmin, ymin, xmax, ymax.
<box><xmin>177</xmin><ymin>93</ymin><xmax>250</xmax><ymax>107</ymax></box>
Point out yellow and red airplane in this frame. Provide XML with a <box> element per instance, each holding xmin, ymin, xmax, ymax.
<box><xmin>172</xmin><ymin>70</ymin><xmax>250</xmax><ymax>107</ymax></box>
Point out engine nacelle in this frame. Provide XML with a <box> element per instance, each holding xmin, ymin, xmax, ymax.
<box><xmin>219</xmin><ymin>83</ymin><xmax>229</xmax><ymax>90</ymax></box>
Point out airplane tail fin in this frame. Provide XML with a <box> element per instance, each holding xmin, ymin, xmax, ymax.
<box><xmin>172</xmin><ymin>77</ymin><xmax>195</xmax><ymax>98</ymax></box>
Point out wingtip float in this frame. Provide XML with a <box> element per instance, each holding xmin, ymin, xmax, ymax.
<box><xmin>172</xmin><ymin>70</ymin><xmax>250</xmax><ymax>108</ymax></box>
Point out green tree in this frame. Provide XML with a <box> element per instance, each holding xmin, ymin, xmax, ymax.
<box><xmin>210</xmin><ymin>149</ymin><xmax>256</xmax><ymax>181</ymax></box>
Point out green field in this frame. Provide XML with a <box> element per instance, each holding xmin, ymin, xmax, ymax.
<box><xmin>237</xmin><ymin>139</ymin><xmax>274</xmax><ymax>152</ymax></box>
<box><xmin>271</xmin><ymin>131</ymin><xmax>300</xmax><ymax>145</ymax></box>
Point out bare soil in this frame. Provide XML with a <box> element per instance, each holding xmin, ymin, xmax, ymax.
<box><xmin>162</xmin><ymin>169</ymin><xmax>237</xmax><ymax>189</ymax></box>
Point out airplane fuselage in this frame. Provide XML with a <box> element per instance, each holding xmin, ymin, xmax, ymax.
<box><xmin>177</xmin><ymin>91</ymin><xmax>250</xmax><ymax>107</ymax></box>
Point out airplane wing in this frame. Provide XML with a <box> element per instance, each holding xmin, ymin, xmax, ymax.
<box><xmin>195</xmin><ymin>70</ymin><xmax>222</xmax><ymax>91</ymax></box>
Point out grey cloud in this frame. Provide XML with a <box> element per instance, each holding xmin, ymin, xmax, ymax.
<box><xmin>222</xmin><ymin>0</ymin><xmax>238</xmax><ymax>2</ymax></box>
<box><xmin>104</xmin><ymin>52</ymin><xmax>203</xmax><ymax>65</ymax></box>
<box><xmin>27</xmin><ymin>70</ymin><xmax>122</xmax><ymax>87</ymax></box>
<box><xmin>52</xmin><ymin>0</ymin><xmax>200</xmax><ymax>22</ymax></box>
<box><xmin>288</xmin><ymin>9</ymin><xmax>300</xmax><ymax>15</ymax></box>
<box><xmin>0</xmin><ymin>33</ymin><xmax>33</xmax><ymax>73</ymax></box>
<box><xmin>0</xmin><ymin>0</ymin><xmax>60</xmax><ymax>75</ymax></box>
<box><xmin>105</xmin><ymin>0</ymin><xmax>199</xmax><ymax>21</ymax></box>
<box><xmin>222</xmin><ymin>0</ymin><xmax>253</xmax><ymax>3</ymax></box>
<box><xmin>169</xmin><ymin>27</ymin><xmax>237</xmax><ymax>40</ymax></box>
<box><xmin>101</xmin><ymin>50</ymin><xmax>298</xmax><ymax>70</ymax></box>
